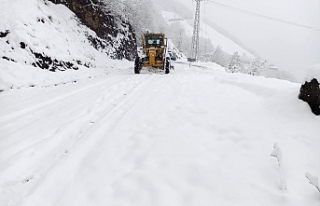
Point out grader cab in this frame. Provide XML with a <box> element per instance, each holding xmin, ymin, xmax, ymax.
<box><xmin>134</xmin><ymin>33</ymin><xmax>171</xmax><ymax>74</ymax></box>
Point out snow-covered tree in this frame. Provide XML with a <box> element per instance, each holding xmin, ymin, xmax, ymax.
<box><xmin>228</xmin><ymin>51</ymin><xmax>242</xmax><ymax>73</ymax></box>
<box><xmin>167</xmin><ymin>22</ymin><xmax>188</xmax><ymax>52</ymax></box>
<box><xmin>198</xmin><ymin>37</ymin><xmax>214</xmax><ymax>57</ymax></box>
<box><xmin>101</xmin><ymin>0</ymin><xmax>167</xmax><ymax>47</ymax></box>
<box><xmin>211</xmin><ymin>45</ymin><xmax>231</xmax><ymax>67</ymax></box>
<box><xmin>103</xmin><ymin>0</ymin><xmax>124</xmax><ymax>16</ymax></box>
<box><xmin>121</xmin><ymin>0</ymin><xmax>166</xmax><ymax>45</ymax></box>
<box><xmin>248</xmin><ymin>57</ymin><xmax>266</xmax><ymax>76</ymax></box>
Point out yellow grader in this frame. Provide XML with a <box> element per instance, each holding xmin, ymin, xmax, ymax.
<box><xmin>134</xmin><ymin>33</ymin><xmax>171</xmax><ymax>74</ymax></box>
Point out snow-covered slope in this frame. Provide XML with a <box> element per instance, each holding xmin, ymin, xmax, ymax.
<box><xmin>0</xmin><ymin>0</ymin><xmax>117</xmax><ymax>91</ymax></box>
<box><xmin>160</xmin><ymin>9</ymin><xmax>255</xmax><ymax>58</ymax></box>
<box><xmin>0</xmin><ymin>62</ymin><xmax>319</xmax><ymax>206</ymax></box>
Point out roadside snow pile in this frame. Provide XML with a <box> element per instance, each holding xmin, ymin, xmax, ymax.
<box><xmin>0</xmin><ymin>59</ymin><xmax>133</xmax><ymax>92</ymax></box>
<box><xmin>0</xmin><ymin>0</ymin><xmax>116</xmax><ymax>91</ymax></box>
<box><xmin>0</xmin><ymin>61</ymin><xmax>101</xmax><ymax>91</ymax></box>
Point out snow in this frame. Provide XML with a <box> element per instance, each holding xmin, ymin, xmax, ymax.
<box><xmin>271</xmin><ymin>143</ymin><xmax>287</xmax><ymax>191</ymax></box>
<box><xmin>161</xmin><ymin>10</ymin><xmax>255</xmax><ymax>58</ymax></box>
<box><xmin>0</xmin><ymin>0</ymin><xmax>104</xmax><ymax>62</ymax></box>
<box><xmin>1</xmin><ymin>61</ymin><xmax>320</xmax><ymax>206</ymax></box>
<box><xmin>0</xmin><ymin>0</ymin><xmax>115</xmax><ymax>91</ymax></box>
<box><xmin>303</xmin><ymin>63</ymin><xmax>320</xmax><ymax>82</ymax></box>
<box><xmin>0</xmin><ymin>57</ymin><xmax>131</xmax><ymax>91</ymax></box>
<box><xmin>1</xmin><ymin>0</ymin><xmax>320</xmax><ymax>205</ymax></box>
<box><xmin>306</xmin><ymin>173</ymin><xmax>320</xmax><ymax>193</ymax></box>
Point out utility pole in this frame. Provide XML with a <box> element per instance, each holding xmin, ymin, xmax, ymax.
<box><xmin>189</xmin><ymin>0</ymin><xmax>203</xmax><ymax>62</ymax></box>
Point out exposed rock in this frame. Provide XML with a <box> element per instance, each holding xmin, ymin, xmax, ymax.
<box><xmin>48</xmin><ymin>0</ymin><xmax>137</xmax><ymax>60</ymax></box>
<box><xmin>298</xmin><ymin>78</ymin><xmax>320</xmax><ymax>115</ymax></box>
<box><xmin>20</xmin><ymin>42</ymin><xmax>27</xmax><ymax>49</ymax></box>
<box><xmin>2</xmin><ymin>56</ymin><xmax>16</xmax><ymax>62</ymax></box>
<box><xmin>0</xmin><ymin>30</ymin><xmax>10</xmax><ymax>38</ymax></box>
<box><xmin>31</xmin><ymin>50</ymin><xmax>79</xmax><ymax>72</ymax></box>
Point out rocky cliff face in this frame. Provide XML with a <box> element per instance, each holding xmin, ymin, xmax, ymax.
<box><xmin>48</xmin><ymin>0</ymin><xmax>137</xmax><ymax>60</ymax></box>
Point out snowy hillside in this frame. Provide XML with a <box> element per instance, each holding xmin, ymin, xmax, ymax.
<box><xmin>1</xmin><ymin>62</ymin><xmax>319</xmax><ymax>206</ymax></box>
<box><xmin>0</xmin><ymin>0</ymin><xmax>131</xmax><ymax>91</ymax></box>
<box><xmin>160</xmin><ymin>8</ymin><xmax>255</xmax><ymax>58</ymax></box>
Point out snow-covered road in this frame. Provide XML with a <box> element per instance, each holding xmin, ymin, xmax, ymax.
<box><xmin>1</xmin><ymin>63</ymin><xmax>319</xmax><ymax>206</ymax></box>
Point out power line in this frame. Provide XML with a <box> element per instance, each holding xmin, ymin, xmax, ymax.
<box><xmin>207</xmin><ymin>0</ymin><xmax>320</xmax><ymax>32</ymax></box>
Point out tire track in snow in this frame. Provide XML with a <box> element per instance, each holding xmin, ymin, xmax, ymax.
<box><xmin>0</xmin><ymin>77</ymin><xmax>126</xmax><ymax>125</ymax></box>
<box><xmin>17</xmin><ymin>74</ymin><xmax>169</xmax><ymax>206</ymax></box>
<box><xmin>0</xmin><ymin>75</ymin><xmax>144</xmax><ymax>163</ymax></box>
<box><xmin>0</xmin><ymin>74</ymin><xmax>153</xmax><ymax>206</ymax></box>
<box><xmin>0</xmin><ymin>76</ymin><xmax>136</xmax><ymax>153</ymax></box>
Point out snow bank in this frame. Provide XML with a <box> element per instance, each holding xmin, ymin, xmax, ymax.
<box><xmin>0</xmin><ymin>60</ymin><xmax>103</xmax><ymax>90</ymax></box>
<box><xmin>0</xmin><ymin>57</ymin><xmax>133</xmax><ymax>91</ymax></box>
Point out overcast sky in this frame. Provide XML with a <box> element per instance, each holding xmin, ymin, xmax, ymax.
<box><xmin>159</xmin><ymin>0</ymin><xmax>320</xmax><ymax>78</ymax></box>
